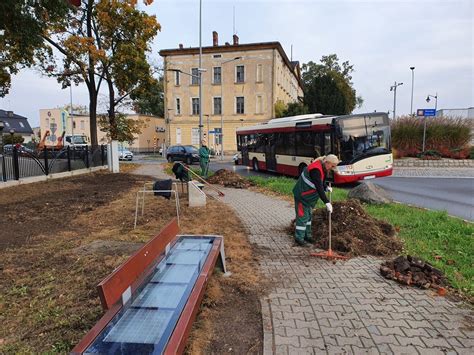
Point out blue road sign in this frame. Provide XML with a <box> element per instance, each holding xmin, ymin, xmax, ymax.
<box><xmin>424</xmin><ymin>109</ymin><xmax>436</xmax><ymax>116</ymax></box>
<box><xmin>416</xmin><ymin>109</ymin><xmax>436</xmax><ymax>117</ymax></box>
<box><xmin>208</xmin><ymin>130</ymin><xmax>216</xmax><ymax>134</ymax></box>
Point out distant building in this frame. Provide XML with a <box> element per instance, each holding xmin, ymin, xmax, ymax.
<box><xmin>0</xmin><ymin>109</ymin><xmax>34</xmax><ymax>143</ymax></box>
<box><xmin>39</xmin><ymin>109</ymin><xmax>166</xmax><ymax>152</ymax></box>
<box><xmin>437</xmin><ymin>107</ymin><xmax>474</xmax><ymax>144</ymax></box>
<box><xmin>159</xmin><ymin>32</ymin><xmax>304</xmax><ymax>152</ymax></box>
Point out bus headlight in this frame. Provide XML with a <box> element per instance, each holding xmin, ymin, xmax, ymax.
<box><xmin>336</xmin><ymin>165</ymin><xmax>354</xmax><ymax>175</ymax></box>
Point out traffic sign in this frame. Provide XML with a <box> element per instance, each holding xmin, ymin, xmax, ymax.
<box><xmin>416</xmin><ymin>109</ymin><xmax>436</xmax><ymax>117</ymax></box>
<box><xmin>208</xmin><ymin>130</ymin><xmax>216</xmax><ymax>134</ymax></box>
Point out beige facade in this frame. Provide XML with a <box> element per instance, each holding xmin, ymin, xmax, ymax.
<box><xmin>39</xmin><ymin>109</ymin><xmax>165</xmax><ymax>151</ymax></box>
<box><xmin>160</xmin><ymin>37</ymin><xmax>304</xmax><ymax>152</ymax></box>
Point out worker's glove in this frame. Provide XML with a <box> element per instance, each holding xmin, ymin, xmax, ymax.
<box><xmin>326</xmin><ymin>186</ymin><xmax>333</xmax><ymax>193</ymax></box>
<box><xmin>325</xmin><ymin>203</ymin><xmax>333</xmax><ymax>213</ymax></box>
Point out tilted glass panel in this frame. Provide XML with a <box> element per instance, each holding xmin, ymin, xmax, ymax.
<box><xmin>85</xmin><ymin>236</ymin><xmax>215</xmax><ymax>354</ymax></box>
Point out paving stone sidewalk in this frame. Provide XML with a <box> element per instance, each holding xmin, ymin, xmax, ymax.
<box><xmin>131</xmin><ymin>163</ymin><xmax>473</xmax><ymax>355</ymax></box>
<box><xmin>220</xmin><ymin>187</ymin><xmax>474</xmax><ymax>355</ymax></box>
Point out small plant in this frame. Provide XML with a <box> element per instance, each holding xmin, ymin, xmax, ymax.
<box><xmin>417</xmin><ymin>150</ymin><xmax>441</xmax><ymax>160</ymax></box>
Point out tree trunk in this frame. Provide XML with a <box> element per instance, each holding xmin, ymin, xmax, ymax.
<box><xmin>87</xmin><ymin>0</ymin><xmax>98</xmax><ymax>147</ymax></box>
<box><xmin>107</xmin><ymin>77</ymin><xmax>117</xmax><ymax>141</ymax></box>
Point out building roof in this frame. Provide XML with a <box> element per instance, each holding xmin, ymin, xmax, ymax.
<box><xmin>159</xmin><ymin>41</ymin><xmax>303</xmax><ymax>90</ymax></box>
<box><xmin>0</xmin><ymin>109</ymin><xmax>34</xmax><ymax>135</ymax></box>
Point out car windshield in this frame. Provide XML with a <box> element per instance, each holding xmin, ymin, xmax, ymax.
<box><xmin>185</xmin><ymin>146</ymin><xmax>198</xmax><ymax>153</ymax></box>
<box><xmin>72</xmin><ymin>136</ymin><xmax>87</xmax><ymax>144</ymax></box>
<box><xmin>338</xmin><ymin>115</ymin><xmax>391</xmax><ymax>164</ymax></box>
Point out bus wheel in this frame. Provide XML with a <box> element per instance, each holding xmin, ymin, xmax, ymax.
<box><xmin>298</xmin><ymin>163</ymin><xmax>307</xmax><ymax>176</ymax></box>
<box><xmin>252</xmin><ymin>158</ymin><xmax>259</xmax><ymax>171</ymax></box>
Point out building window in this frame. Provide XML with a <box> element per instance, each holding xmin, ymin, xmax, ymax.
<box><xmin>73</xmin><ymin>121</ymin><xmax>76</xmax><ymax>129</ymax></box>
<box><xmin>174</xmin><ymin>70</ymin><xmax>180</xmax><ymax>86</ymax></box>
<box><xmin>191</xmin><ymin>68</ymin><xmax>199</xmax><ymax>85</ymax></box>
<box><xmin>4</xmin><ymin>121</ymin><xmax>10</xmax><ymax>127</ymax></box>
<box><xmin>19</xmin><ymin>122</ymin><xmax>25</xmax><ymax>128</ymax></box>
<box><xmin>191</xmin><ymin>128</ymin><xmax>200</xmax><ymax>145</ymax></box>
<box><xmin>213</xmin><ymin>54</ymin><xmax>222</xmax><ymax>58</ymax></box>
<box><xmin>192</xmin><ymin>98</ymin><xmax>200</xmax><ymax>115</ymax></box>
<box><xmin>236</xmin><ymin>96</ymin><xmax>245</xmax><ymax>114</ymax></box>
<box><xmin>213</xmin><ymin>67</ymin><xmax>221</xmax><ymax>84</ymax></box>
<box><xmin>256</xmin><ymin>95</ymin><xmax>263</xmax><ymax>114</ymax></box>
<box><xmin>213</xmin><ymin>97</ymin><xmax>222</xmax><ymax>115</ymax></box>
<box><xmin>256</xmin><ymin>64</ymin><xmax>263</xmax><ymax>82</ymax></box>
<box><xmin>176</xmin><ymin>127</ymin><xmax>182</xmax><ymax>144</ymax></box>
<box><xmin>80</xmin><ymin>120</ymin><xmax>85</xmax><ymax>130</ymax></box>
<box><xmin>175</xmin><ymin>98</ymin><xmax>181</xmax><ymax>115</ymax></box>
<box><xmin>214</xmin><ymin>127</ymin><xmax>222</xmax><ymax>145</ymax></box>
<box><xmin>236</xmin><ymin>65</ymin><xmax>245</xmax><ymax>83</ymax></box>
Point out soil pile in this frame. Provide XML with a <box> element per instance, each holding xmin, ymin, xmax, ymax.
<box><xmin>290</xmin><ymin>199</ymin><xmax>402</xmax><ymax>256</ymax></box>
<box><xmin>380</xmin><ymin>255</ymin><xmax>449</xmax><ymax>292</ymax></box>
<box><xmin>207</xmin><ymin>169</ymin><xmax>254</xmax><ymax>188</ymax></box>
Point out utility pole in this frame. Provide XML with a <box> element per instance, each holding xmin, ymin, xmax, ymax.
<box><xmin>410</xmin><ymin>67</ymin><xmax>415</xmax><ymax>116</ymax></box>
<box><xmin>198</xmin><ymin>0</ymin><xmax>203</xmax><ymax>147</ymax></box>
<box><xmin>390</xmin><ymin>81</ymin><xmax>403</xmax><ymax>119</ymax></box>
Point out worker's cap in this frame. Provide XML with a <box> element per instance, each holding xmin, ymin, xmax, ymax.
<box><xmin>324</xmin><ymin>154</ymin><xmax>340</xmax><ymax>165</ymax></box>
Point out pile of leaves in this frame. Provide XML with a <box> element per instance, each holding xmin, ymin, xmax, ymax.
<box><xmin>207</xmin><ymin>169</ymin><xmax>254</xmax><ymax>189</ymax></box>
<box><xmin>380</xmin><ymin>255</ymin><xmax>449</xmax><ymax>293</ymax></box>
<box><xmin>289</xmin><ymin>199</ymin><xmax>402</xmax><ymax>256</ymax></box>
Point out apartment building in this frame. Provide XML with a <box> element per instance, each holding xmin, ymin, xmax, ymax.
<box><xmin>39</xmin><ymin>109</ymin><xmax>166</xmax><ymax>152</ymax></box>
<box><xmin>159</xmin><ymin>32</ymin><xmax>304</xmax><ymax>152</ymax></box>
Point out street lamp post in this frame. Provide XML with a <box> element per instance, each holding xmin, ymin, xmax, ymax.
<box><xmin>390</xmin><ymin>81</ymin><xmax>403</xmax><ymax>119</ymax></box>
<box><xmin>410</xmin><ymin>67</ymin><xmax>415</xmax><ymax>115</ymax></box>
<box><xmin>426</xmin><ymin>93</ymin><xmax>438</xmax><ymax>111</ymax></box>
<box><xmin>199</xmin><ymin>0</ymin><xmax>203</xmax><ymax>147</ymax></box>
<box><xmin>219</xmin><ymin>56</ymin><xmax>242</xmax><ymax>160</ymax></box>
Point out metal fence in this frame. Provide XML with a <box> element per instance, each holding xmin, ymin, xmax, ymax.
<box><xmin>0</xmin><ymin>145</ymin><xmax>107</xmax><ymax>182</ymax></box>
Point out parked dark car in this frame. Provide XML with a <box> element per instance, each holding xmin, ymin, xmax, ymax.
<box><xmin>166</xmin><ymin>145</ymin><xmax>199</xmax><ymax>164</ymax></box>
<box><xmin>2</xmin><ymin>144</ymin><xmax>35</xmax><ymax>156</ymax></box>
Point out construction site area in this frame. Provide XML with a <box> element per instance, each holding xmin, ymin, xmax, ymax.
<box><xmin>0</xmin><ymin>162</ymin><xmax>472</xmax><ymax>354</ymax></box>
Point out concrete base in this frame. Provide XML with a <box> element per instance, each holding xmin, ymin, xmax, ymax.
<box><xmin>188</xmin><ymin>180</ymin><xmax>206</xmax><ymax>207</ymax></box>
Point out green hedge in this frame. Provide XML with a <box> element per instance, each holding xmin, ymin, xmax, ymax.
<box><xmin>391</xmin><ymin>115</ymin><xmax>472</xmax><ymax>159</ymax></box>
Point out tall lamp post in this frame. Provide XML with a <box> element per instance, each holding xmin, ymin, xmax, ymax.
<box><xmin>198</xmin><ymin>0</ymin><xmax>203</xmax><ymax>147</ymax></box>
<box><xmin>426</xmin><ymin>93</ymin><xmax>438</xmax><ymax>111</ymax></box>
<box><xmin>390</xmin><ymin>81</ymin><xmax>403</xmax><ymax>119</ymax></box>
<box><xmin>410</xmin><ymin>67</ymin><xmax>415</xmax><ymax>115</ymax></box>
<box><xmin>220</xmin><ymin>56</ymin><xmax>242</xmax><ymax>160</ymax></box>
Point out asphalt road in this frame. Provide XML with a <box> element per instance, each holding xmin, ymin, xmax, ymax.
<box><xmin>371</xmin><ymin>176</ymin><xmax>474</xmax><ymax>221</ymax></box>
<box><xmin>208</xmin><ymin>160</ymin><xmax>474</xmax><ymax>221</ymax></box>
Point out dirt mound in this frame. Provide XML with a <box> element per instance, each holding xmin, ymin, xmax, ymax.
<box><xmin>289</xmin><ymin>199</ymin><xmax>402</xmax><ymax>256</ymax></box>
<box><xmin>380</xmin><ymin>255</ymin><xmax>449</xmax><ymax>293</ymax></box>
<box><xmin>207</xmin><ymin>169</ymin><xmax>253</xmax><ymax>188</ymax></box>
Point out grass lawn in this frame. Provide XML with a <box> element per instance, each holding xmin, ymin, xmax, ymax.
<box><xmin>247</xmin><ymin>175</ymin><xmax>474</xmax><ymax>298</ymax></box>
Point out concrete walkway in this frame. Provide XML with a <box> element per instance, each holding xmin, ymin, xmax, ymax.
<box><xmin>130</xmin><ymin>163</ymin><xmax>473</xmax><ymax>354</ymax></box>
<box><xmin>220</xmin><ymin>187</ymin><xmax>473</xmax><ymax>355</ymax></box>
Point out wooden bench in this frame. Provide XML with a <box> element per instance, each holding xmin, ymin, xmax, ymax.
<box><xmin>72</xmin><ymin>218</ymin><xmax>226</xmax><ymax>354</ymax></box>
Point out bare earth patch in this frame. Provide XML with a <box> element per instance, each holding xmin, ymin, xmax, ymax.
<box><xmin>0</xmin><ymin>170</ymin><xmax>263</xmax><ymax>353</ymax></box>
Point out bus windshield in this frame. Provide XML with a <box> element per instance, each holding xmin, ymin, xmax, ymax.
<box><xmin>338</xmin><ymin>115</ymin><xmax>391</xmax><ymax>164</ymax></box>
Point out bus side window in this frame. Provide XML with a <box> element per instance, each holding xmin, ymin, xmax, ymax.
<box><xmin>296</xmin><ymin>131</ymin><xmax>315</xmax><ymax>157</ymax></box>
<box><xmin>275</xmin><ymin>133</ymin><xmax>294</xmax><ymax>156</ymax></box>
<box><xmin>323</xmin><ymin>133</ymin><xmax>332</xmax><ymax>155</ymax></box>
<box><xmin>314</xmin><ymin>133</ymin><xmax>323</xmax><ymax>158</ymax></box>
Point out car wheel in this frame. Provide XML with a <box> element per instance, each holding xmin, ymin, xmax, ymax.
<box><xmin>167</xmin><ymin>156</ymin><xmax>173</xmax><ymax>163</ymax></box>
<box><xmin>252</xmin><ymin>158</ymin><xmax>259</xmax><ymax>171</ymax></box>
<box><xmin>234</xmin><ymin>159</ymin><xmax>239</xmax><ymax>166</ymax></box>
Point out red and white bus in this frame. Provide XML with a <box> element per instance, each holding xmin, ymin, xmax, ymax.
<box><xmin>236</xmin><ymin>112</ymin><xmax>393</xmax><ymax>184</ymax></box>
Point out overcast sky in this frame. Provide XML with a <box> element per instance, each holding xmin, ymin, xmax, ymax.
<box><xmin>1</xmin><ymin>0</ymin><xmax>472</xmax><ymax>127</ymax></box>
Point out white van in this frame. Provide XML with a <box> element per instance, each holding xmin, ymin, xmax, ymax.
<box><xmin>64</xmin><ymin>134</ymin><xmax>88</xmax><ymax>147</ymax></box>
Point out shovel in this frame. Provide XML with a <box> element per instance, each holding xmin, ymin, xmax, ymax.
<box><xmin>310</xmin><ymin>182</ymin><xmax>348</xmax><ymax>261</ymax></box>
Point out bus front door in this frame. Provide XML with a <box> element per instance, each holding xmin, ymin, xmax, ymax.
<box><xmin>241</xmin><ymin>147</ymin><xmax>249</xmax><ymax>166</ymax></box>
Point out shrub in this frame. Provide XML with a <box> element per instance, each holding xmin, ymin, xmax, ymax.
<box><xmin>391</xmin><ymin>115</ymin><xmax>472</xmax><ymax>159</ymax></box>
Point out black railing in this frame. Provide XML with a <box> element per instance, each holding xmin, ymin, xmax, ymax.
<box><xmin>0</xmin><ymin>145</ymin><xmax>108</xmax><ymax>182</ymax></box>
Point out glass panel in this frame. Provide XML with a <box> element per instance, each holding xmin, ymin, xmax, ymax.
<box><xmin>85</xmin><ymin>237</ymin><xmax>215</xmax><ymax>353</ymax></box>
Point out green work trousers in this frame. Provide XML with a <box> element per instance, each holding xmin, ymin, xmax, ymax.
<box><xmin>294</xmin><ymin>197</ymin><xmax>313</xmax><ymax>242</ymax></box>
<box><xmin>200</xmin><ymin>160</ymin><xmax>209</xmax><ymax>177</ymax></box>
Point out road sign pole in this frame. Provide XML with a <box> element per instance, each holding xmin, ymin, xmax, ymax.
<box><xmin>422</xmin><ymin>116</ymin><xmax>427</xmax><ymax>152</ymax></box>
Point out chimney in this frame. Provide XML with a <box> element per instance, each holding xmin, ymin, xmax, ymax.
<box><xmin>225</xmin><ymin>42</ymin><xmax>230</xmax><ymax>46</ymax></box>
<box><xmin>212</xmin><ymin>31</ymin><xmax>218</xmax><ymax>46</ymax></box>
<box><xmin>233</xmin><ymin>34</ymin><xmax>239</xmax><ymax>45</ymax></box>
<box><xmin>179</xmin><ymin>43</ymin><xmax>183</xmax><ymax>49</ymax></box>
